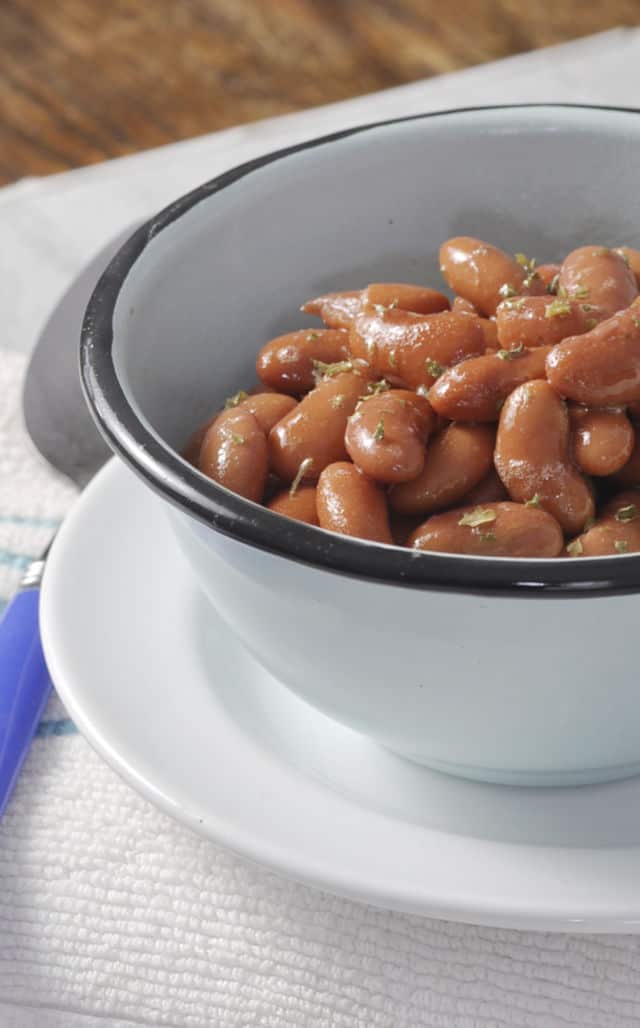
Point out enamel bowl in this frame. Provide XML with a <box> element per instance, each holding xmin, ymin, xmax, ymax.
<box><xmin>81</xmin><ymin>104</ymin><xmax>640</xmax><ymax>787</ymax></box>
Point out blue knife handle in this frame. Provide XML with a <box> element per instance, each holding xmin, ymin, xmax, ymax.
<box><xmin>0</xmin><ymin>588</ymin><xmax>51</xmax><ymax>817</ymax></box>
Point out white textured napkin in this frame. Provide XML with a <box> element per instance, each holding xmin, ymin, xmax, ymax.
<box><xmin>3</xmin><ymin>30</ymin><xmax>640</xmax><ymax>1028</ymax></box>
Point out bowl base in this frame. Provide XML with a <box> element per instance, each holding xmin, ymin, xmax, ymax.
<box><xmin>385</xmin><ymin>750</ymin><xmax>640</xmax><ymax>788</ymax></box>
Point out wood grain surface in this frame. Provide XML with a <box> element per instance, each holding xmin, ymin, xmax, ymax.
<box><xmin>0</xmin><ymin>0</ymin><xmax>638</xmax><ymax>185</ymax></box>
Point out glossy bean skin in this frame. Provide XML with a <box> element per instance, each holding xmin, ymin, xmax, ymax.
<box><xmin>559</xmin><ymin>246</ymin><xmax>638</xmax><ymax>316</ymax></box>
<box><xmin>183</xmin><ymin>393</ymin><xmax>295</xmax><ymax>464</ymax></box>
<box><xmin>345</xmin><ymin>389</ymin><xmax>435</xmax><ymax>483</ymax></box>
<box><xmin>546</xmin><ymin>301</ymin><xmax>640</xmax><ymax>406</ymax></box>
<box><xmin>618</xmin><ymin>247</ymin><xmax>640</xmax><ymax>290</ymax></box>
<box><xmin>536</xmin><ymin>263</ymin><xmax>561</xmax><ymax>290</ymax></box>
<box><xmin>267</xmin><ymin>485</ymin><xmax>319</xmax><ymax>525</ymax></box>
<box><xmin>409</xmin><ymin>502</ymin><xmax>563</xmax><ymax>557</ymax></box>
<box><xmin>268</xmin><ymin>369</ymin><xmax>369</xmax><ymax>482</ymax></box>
<box><xmin>567</xmin><ymin>490</ymin><xmax>640</xmax><ymax>556</ymax></box>
<box><xmin>199</xmin><ymin>408</ymin><xmax>268</xmax><ymax>502</ymax></box>
<box><xmin>256</xmin><ymin>329</ymin><xmax>349</xmax><ymax>394</ymax></box>
<box><xmin>569</xmin><ymin>405</ymin><xmax>634</xmax><ymax>476</ymax></box>
<box><xmin>495</xmin><ymin>380</ymin><xmax>594</xmax><ymax>535</ymax></box>
<box><xmin>316</xmin><ymin>462</ymin><xmax>393</xmax><ymax>543</ymax></box>
<box><xmin>460</xmin><ymin>467</ymin><xmax>509</xmax><ymax>505</ymax></box>
<box><xmin>241</xmin><ymin>392</ymin><xmax>298</xmax><ymax>433</ymax></box>
<box><xmin>365</xmin><ymin>283</ymin><xmax>450</xmax><ymax>314</ymax></box>
<box><xmin>496</xmin><ymin>295</ymin><xmax>600</xmax><ymax>350</ymax></box>
<box><xmin>428</xmin><ymin>347</ymin><xmax>550</xmax><ymax>422</ymax></box>
<box><xmin>350</xmin><ymin>305</ymin><xmax>485</xmax><ymax>387</ymax></box>
<box><xmin>447</xmin><ymin>296</ymin><xmax>498</xmax><ymax>347</ymax></box>
<box><xmin>301</xmin><ymin>290</ymin><xmax>362</xmax><ymax>330</ymax></box>
<box><xmin>452</xmin><ymin>295</ymin><xmax>478</xmax><ymax>315</ymax></box>
<box><xmin>439</xmin><ymin>237</ymin><xmax>544</xmax><ymax>316</ymax></box>
<box><xmin>389</xmin><ymin>423</ymin><xmax>495</xmax><ymax>515</ymax></box>
<box><xmin>611</xmin><ymin>427</ymin><xmax>640</xmax><ymax>486</ymax></box>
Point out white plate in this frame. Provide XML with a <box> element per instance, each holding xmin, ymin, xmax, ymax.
<box><xmin>41</xmin><ymin>460</ymin><xmax>640</xmax><ymax>932</ymax></box>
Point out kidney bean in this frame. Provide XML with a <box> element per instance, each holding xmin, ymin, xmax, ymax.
<box><xmin>546</xmin><ymin>301</ymin><xmax>640</xmax><ymax>406</ymax></box>
<box><xmin>316</xmin><ymin>462</ymin><xmax>392</xmax><ymax>543</ymax></box>
<box><xmin>268</xmin><ymin>369</ymin><xmax>369</xmax><ymax>482</ymax></box>
<box><xmin>439</xmin><ymin>237</ymin><xmax>545</xmax><ymax>316</ymax></box>
<box><xmin>365</xmin><ymin>282</ymin><xmax>450</xmax><ymax>314</ymax></box>
<box><xmin>566</xmin><ymin>490</ymin><xmax>640</xmax><ymax>556</ymax></box>
<box><xmin>452</xmin><ymin>296</ymin><xmax>479</xmax><ymax>315</ymax></box>
<box><xmin>199</xmin><ymin>407</ymin><xmax>268</xmax><ymax>502</ymax></box>
<box><xmin>428</xmin><ymin>347</ymin><xmax>550</xmax><ymax>422</ymax></box>
<box><xmin>559</xmin><ymin>246</ymin><xmax>638</xmax><ymax>316</ymax></box>
<box><xmin>495</xmin><ymin>379</ymin><xmax>594</xmax><ymax>534</ymax></box>
<box><xmin>301</xmin><ymin>290</ymin><xmax>362</xmax><ymax>329</ymax></box>
<box><xmin>240</xmin><ymin>393</ymin><xmax>299</xmax><ymax>432</ymax></box>
<box><xmin>389</xmin><ymin>423</ymin><xmax>495</xmax><ymax>515</ymax></box>
<box><xmin>350</xmin><ymin>304</ymin><xmax>485</xmax><ymax>387</ymax></box>
<box><xmin>345</xmin><ymin>388</ymin><xmax>435</xmax><ymax>483</ymax></box>
<box><xmin>569</xmin><ymin>405</ymin><xmax>634</xmax><ymax>476</ymax></box>
<box><xmin>611</xmin><ymin>427</ymin><xmax>640</xmax><ymax>486</ymax></box>
<box><xmin>536</xmin><ymin>263</ymin><xmax>561</xmax><ymax>291</ymax></box>
<box><xmin>449</xmin><ymin>295</ymin><xmax>497</xmax><ymax>348</ymax></box>
<box><xmin>409</xmin><ymin>501</ymin><xmax>563</xmax><ymax>557</ymax></box>
<box><xmin>496</xmin><ymin>295</ymin><xmax>602</xmax><ymax>350</ymax></box>
<box><xmin>256</xmin><ymin>329</ymin><xmax>350</xmax><ymax>394</ymax></box>
<box><xmin>267</xmin><ymin>485</ymin><xmax>319</xmax><ymax>525</ymax></box>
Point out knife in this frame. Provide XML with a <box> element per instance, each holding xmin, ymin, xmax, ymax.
<box><xmin>0</xmin><ymin>225</ymin><xmax>137</xmax><ymax>817</ymax></box>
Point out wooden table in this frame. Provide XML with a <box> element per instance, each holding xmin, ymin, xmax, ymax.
<box><xmin>1</xmin><ymin>0</ymin><xmax>638</xmax><ymax>185</ymax></box>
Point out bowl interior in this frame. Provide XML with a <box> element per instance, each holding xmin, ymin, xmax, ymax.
<box><xmin>111</xmin><ymin>106</ymin><xmax>640</xmax><ymax>453</ymax></box>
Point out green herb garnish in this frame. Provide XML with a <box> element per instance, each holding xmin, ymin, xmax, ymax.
<box><xmin>289</xmin><ymin>457</ymin><xmax>313</xmax><ymax>497</ymax></box>
<box><xmin>615</xmin><ymin>504</ymin><xmax>639</xmax><ymax>523</ymax></box>
<box><xmin>367</xmin><ymin>380</ymin><xmax>391</xmax><ymax>396</ymax></box>
<box><xmin>231</xmin><ymin>433</ymin><xmax>245</xmax><ymax>445</ymax></box>
<box><xmin>425</xmin><ymin>359</ymin><xmax>445</xmax><ymax>379</ymax></box>
<box><xmin>545</xmin><ymin>298</ymin><xmax>572</xmax><ymax>319</ymax></box>
<box><xmin>373</xmin><ymin>418</ymin><xmax>385</xmax><ymax>441</ymax></box>
<box><xmin>525</xmin><ymin>494</ymin><xmax>542</xmax><ymax>508</ymax></box>
<box><xmin>311</xmin><ymin>359</ymin><xmax>352</xmax><ymax>381</ymax></box>
<box><xmin>458</xmin><ymin>507</ymin><xmax>497</xmax><ymax>528</ymax></box>
<box><xmin>306</xmin><ymin>331</ymin><xmax>319</xmax><ymax>341</ymax></box>
<box><xmin>572</xmin><ymin>284</ymin><xmax>590</xmax><ymax>300</ymax></box>
<box><xmin>225</xmin><ymin>390</ymin><xmax>249</xmax><ymax>409</ymax></box>
<box><xmin>566</xmin><ymin>539</ymin><xmax>583</xmax><ymax>557</ymax></box>
<box><xmin>586</xmin><ymin>318</ymin><xmax>598</xmax><ymax>330</ymax></box>
<box><xmin>614</xmin><ymin>539</ymin><xmax>629</xmax><ymax>553</ymax></box>
<box><xmin>547</xmin><ymin>273</ymin><xmax>560</xmax><ymax>295</ymax></box>
<box><xmin>479</xmin><ymin>532</ymin><xmax>496</xmax><ymax>542</ymax></box>
<box><xmin>616</xmin><ymin>248</ymin><xmax>631</xmax><ymax>267</ymax></box>
<box><xmin>497</xmin><ymin>343</ymin><xmax>525</xmax><ymax>361</ymax></box>
<box><xmin>499</xmin><ymin>282</ymin><xmax>518</xmax><ymax>299</ymax></box>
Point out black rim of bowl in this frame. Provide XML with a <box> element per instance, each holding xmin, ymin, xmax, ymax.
<box><xmin>80</xmin><ymin>102</ymin><xmax>640</xmax><ymax>596</ymax></box>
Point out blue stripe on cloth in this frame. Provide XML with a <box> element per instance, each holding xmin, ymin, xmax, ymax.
<box><xmin>0</xmin><ymin>515</ymin><xmax>60</xmax><ymax>529</ymax></box>
<box><xmin>0</xmin><ymin>549</ymin><xmax>34</xmax><ymax>572</ymax></box>
<box><xmin>36</xmin><ymin>718</ymin><xmax>78</xmax><ymax>737</ymax></box>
